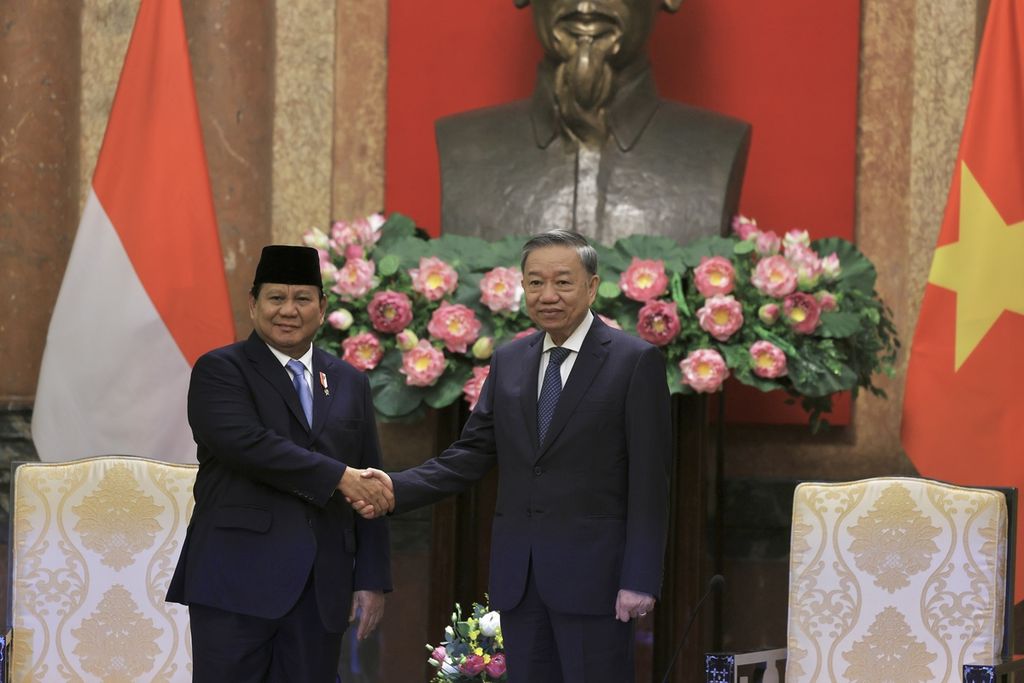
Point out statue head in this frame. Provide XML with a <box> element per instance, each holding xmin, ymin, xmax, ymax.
<box><xmin>516</xmin><ymin>0</ymin><xmax>682</xmax><ymax>70</ymax></box>
<box><xmin>514</xmin><ymin>0</ymin><xmax>683</xmax><ymax>145</ymax></box>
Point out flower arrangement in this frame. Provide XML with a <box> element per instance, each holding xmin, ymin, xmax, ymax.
<box><xmin>310</xmin><ymin>213</ymin><xmax>898</xmax><ymax>429</ymax></box>
<box><xmin>425</xmin><ymin>600</ymin><xmax>506</xmax><ymax>682</ymax></box>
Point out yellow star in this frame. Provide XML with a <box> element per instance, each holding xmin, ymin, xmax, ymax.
<box><xmin>928</xmin><ymin>162</ymin><xmax>1024</xmax><ymax>370</ymax></box>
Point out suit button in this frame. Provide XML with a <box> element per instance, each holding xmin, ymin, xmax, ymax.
<box><xmin>533</xmin><ymin>467</ymin><xmax>542</xmax><ymax>476</ymax></box>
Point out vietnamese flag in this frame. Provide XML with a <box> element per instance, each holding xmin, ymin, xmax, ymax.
<box><xmin>902</xmin><ymin>0</ymin><xmax>1024</xmax><ymax>600</ymax></box>
<box><xmin>32</xmin><ymin>0</ymin><xmax>234</xmax><ymax>463</ymax></box>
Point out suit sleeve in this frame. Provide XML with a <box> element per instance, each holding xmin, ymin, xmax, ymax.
<box><xmin>353</xmin><ymin>371</ymin><xmax>392</xmax><ymax>592</ymax></box>
<box><xmin>619</xmin><ymin>346</ymin><xmax>672</xmax><ymax>598</ymax></box>
<box><xmin>390</xmin><ymin>355</ymin><xmax>500</xmax><ymax>515</ymax></box>
<box><xmin>187</xmin><ymin>351</ymin><xmax>346</xmax><ymax>506</ymax></box>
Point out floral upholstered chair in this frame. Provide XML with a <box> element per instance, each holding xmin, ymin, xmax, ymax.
<box><xmin>707</xmin><ymin>477</ymin><xmax>1020</xmax><ymax>683</ymax></box>
<box><xmin>3</xmin><ymin>456</ymin><xmax>197</xmax><ymax>682</ymax></box>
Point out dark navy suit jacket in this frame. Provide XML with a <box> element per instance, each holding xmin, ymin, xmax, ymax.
<box><xmin>167</xmin><ymin>332</ymin><xmax>391</xmax><ymax>632</ymax></box>
<box><xmin>391</xmin><ymin>316</ymin><xmax>671</xmax><ymax>615</ymax></box>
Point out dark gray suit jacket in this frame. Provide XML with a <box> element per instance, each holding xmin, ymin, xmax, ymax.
<box><xmin>167</xmin><ymin>332</ymin><xmax>391</xmax><ymax>632</ymax></box>
<box><xmin>391</xmin><ymin>316</ymin><xmax>672</xmax><ymax>615</ymax></box>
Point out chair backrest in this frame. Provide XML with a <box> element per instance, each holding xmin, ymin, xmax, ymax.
<box><xmin>785</xmin><ymin>477</ymin><xmax>1009</xmax><ymax>683</ymax></box>
<box><xmin>7</xmin><ymin>456</ymin><xmax>197</xmax><ymax>682</ymax></box>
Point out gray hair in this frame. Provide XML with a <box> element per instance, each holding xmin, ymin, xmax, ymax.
<box><xmin>520</xmin><ymin>229</ymin><xmax>598</xmax><ymax>276</ymax></box>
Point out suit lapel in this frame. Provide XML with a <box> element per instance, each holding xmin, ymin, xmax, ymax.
<box><xmin>310</xmin><ymin>349</ymin><xmax>338</xmax><ymax>440</ymax></box>
<box><xmin>244</xmin><ymin>332</ymin><xmax>311</xmax><ymax>433</ymax></box>
<box><xmin>535</xmin><ymin>320</ymin><xmax>611</xmax><ymax>461</ymax></box>
<box><xmin>518</xmin><ymin>333</ymin><xmax>544</xmax><ymax>453</ymax></box>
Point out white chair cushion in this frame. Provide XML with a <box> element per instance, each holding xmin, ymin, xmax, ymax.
<box><xmin>785</xmin><ymin>477</ymin><xmax>1007</xmax><ymax>683</ymax></box>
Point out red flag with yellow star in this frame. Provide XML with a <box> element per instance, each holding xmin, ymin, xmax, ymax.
<box><xmin>902</xmin><ymin>0</ymin><xmax>1024</xmax><ymax>600</ymax></box>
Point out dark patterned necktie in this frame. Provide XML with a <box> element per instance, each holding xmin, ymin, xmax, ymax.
<box><xmin>287</xmin><ymin>359</ymin><xmax>313</xmax><ymax>427</ymax></box>
<box><xmin>537</xmin><ymin>347</ymin><xmax>571</xmax><ymax>444</ymax></box>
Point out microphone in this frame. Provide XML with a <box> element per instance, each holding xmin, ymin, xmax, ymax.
<box><xmin>660</xmin><ymin>573</ymin><xmax>725</xmax><ymax>683</ymax></box>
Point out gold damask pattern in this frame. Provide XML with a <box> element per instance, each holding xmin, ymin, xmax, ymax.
<box><xmin>72</xmin><ymin>585</ymin><xmax>163</xmax><ymax>682</ymax></box>
<box><xmin>785</xmin><ymin>478</ymin><xmax>1007</xmax><ymax>683</ymax></box>
<box><xmin>73</xmin><ymin>463</ymin><xmax>164</xmax><ymax>570</ymax></box>
<box><xmin>842</xmin><ymin>606</ymin><xmax>937</xmax><ymax>683</ymax></box>
<box><xmin>9</xmin><ymin>457</ymin><xmax>197</xmax><ymax>682</ymax></box>
<box><xmin>847</xmin><ymin>482</ymin><xmax>941</xmax><ymax>592</ymax></box>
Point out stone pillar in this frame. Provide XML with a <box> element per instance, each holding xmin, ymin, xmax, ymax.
<box><xmin>183</xmin><ymin>0</ymin><xmax>276</xmax><ymax>336</ymax></box>
<box><xmin>332</xmin><ymin>0</ymin><xmax>388</xmax><ymax>219</ymax></box>
<box><xmin>0</xmin><ymin>1</ymin><xmax>82</xmax><ymax>406</ymax></box>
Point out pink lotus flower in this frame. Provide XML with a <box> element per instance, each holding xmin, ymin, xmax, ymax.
<box><xmin>460</xmin><ymin>654</ymin><xmax>486</xmax><ymax>676</ymax></box>
<box><xmin>367</xmin><ymin>290</ymin><xmax>413</xmax><ymax>334</ymax></box>
<box><xmin>332</xmin><ymin>257</ymin><xmax>376</xmax><ymax>299</ymax></box>
<box><xmin>816</xmin><ymin>291</ymin><xmax>838</xmax><ymax>312</ymax></box>
<box><xmin>480</xmin><ymin>266</ymin><xmax>523</xmax><ymax>313</ymax></box>
<box><xmin>463</xmin><ymin>365</ymin><xmax>490</xmax><ymax>410</ymax></box>
<box><xmin>636</xmin><ymin>300</ymin><xmax>681</xmax><ymax>346</ymax></box>
<box><xmin>680</xmin><ymin>349</ymin><xmax>729</xmax><ymax>393</ymax></box>
<box><xmin>395</xmin><ymin>329</ymin><xmax>418</xmax><ymax>351</ymax></box>
<box><xmin>327</xmin><ymin>309</ymin><xmax>353</xmax><ymax>331</ymax></box>
<box><xmin>754</xmin><ymin>231</ymin><xmax>782</xmax><ymax>256</ymax></box>
<box><xmin>514</xmin><ymin>327</ymin><xmax>538</xmax><ymax>340</ymax></box>
<box><xmin>598</xmin><ymin>314</ymin><xmax>622</xmax><ymax>330</ymax></box>
<box><xmin>620</xmin><ymin>258</ymin><xmax>670</xmax><ymax>302</ymax></box>
<box><xmin>341</xmin><ymin>332</ymin><xmax>383</xmax><ymax>371</ymax></box>
<box><xmin>428</xmin><ymin>302</ymin><xmax>482</xmax><ymax>353</ymax></box>
<box><xmin>758</xmin><ymin>303</ymin><xmax>780</xmax><ymax>325</ymax></box>
<box><xmin>821</xmin><ymin>252</ymin><xmax>841</xmax><ymax>280</ymax></box>
<box><xmin>697</xmin><ymin>294</ymin><xmax>744</xmax><ymax>341</ymax></box>
<box><xmin>302</xmin><ymin>227</ymin><xmax>330</xmax><ymax>251</ymax></box>
<box><xmin>344</xmin><ymin>243</ymin><xmax>364</xmax><ymax>261</ymax></box>
<box><xmin>749</xmin><ymin>341</ymin><xmax>787</xmax><ymax>378</ymax></box>
<box><xmin>751</xmin><ymin>255</ymin><xmax>797</xmax><ymax>298</ymax></box>
<box><xmin>783</xmin><ymin>292</ymin><xmax>822</xmax><ymax>334</ymax></box>
<box><xmin>410</xmin><ymin>256</ymin><xmax>458</xmax><ymax>301</ymax></box>
<box><xmin>694</xmin><ymin>256</ymin><xmax>736</xmax><ymax>297</ymax></box>
<box><xmin>732</xmin><ymin>214</ymin><xmax>760</xmax><ymax>240</ymax></box>
<box><xmin>795</xmin><ymin>254</ymin><xmax>823</xmax><ymax>290</ymax></box>
<box><xmin>484</xmin><ymin>653</ymin><xmax>507</xmax><ymax>678</ymax></box>
<box><xmin>783</xmin><ymin>242</ymin><xmax>816</xmax><ymax>266</ymax></box>
<box><xmin>783</xmin><ymin>229</ymin><xmax>811</xmax><ymax>250</ymax></box>
<box><xmin>399</xmin><ymin>340</ymin><xmax>446</xmax><ymax>387</ymax></box>
<box><xmin>330</xmin><ymin>215</ymin><xmax>383</xmax><ymax>253</ymax></box>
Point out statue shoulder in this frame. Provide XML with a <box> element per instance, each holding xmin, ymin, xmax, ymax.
<box><xmin>436</xmin><ymin>100</ymin><xmax>534</xmax><ymax>151</ymax></box>
<box><xmin>652</xmin><ymin>100</ymin><xmax>751</xmax><ymax>146</ymax></box>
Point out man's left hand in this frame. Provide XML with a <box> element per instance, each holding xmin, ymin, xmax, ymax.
<box><xmin>615</xmin><ymin>589</ymin><xmax>655</xmax><ymax>622</ymax></box>
<box><xmin>350</xmin><ymin>589</ymin><xmax>386</xmax><ymax>640</ymax></box>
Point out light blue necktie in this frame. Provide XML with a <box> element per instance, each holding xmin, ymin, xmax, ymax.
<box><xmin>537</xmin><ymin>347</ymin><xmax>571</xmax><ymax>445</ymax></box>
<box><xmin>287</xmin><ymin>359</ymin><xmax>313</xmax><ymax>427</ymax></box>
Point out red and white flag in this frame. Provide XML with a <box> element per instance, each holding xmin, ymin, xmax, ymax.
<box><xmin>902</xmin><ymin>0</ymin><xmax>1024</xmax><ymax>598</ymax></box>
<box><xmin>32</xmin><ymin>0</ymin><xmax>234</xmax><ymax>463</ymax></box>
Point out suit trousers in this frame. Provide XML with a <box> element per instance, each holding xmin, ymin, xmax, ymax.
<box><xmin>189</xmin><ymin>570</ymin><xmax>344</xmax><ymax>683</ymax></box>
<box><xmin>501</xmin><ymin>562</ymin><xmax>635</xmax><ymax>683</ymax></box>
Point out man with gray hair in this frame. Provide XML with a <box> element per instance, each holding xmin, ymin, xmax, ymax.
<box><xmin>357</xmin><ymin>230</ymin><xmax>672</xmax><ymax>681</ymax></box>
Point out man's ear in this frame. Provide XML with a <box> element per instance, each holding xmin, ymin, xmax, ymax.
<box><xmin>662</xmin><ymin>0</ymin><xmax>683</xmax><ymax>12</ymax></box>
<box><xmin>514</xmin><ymin>0</ymin><xmax>530</xmax><ymax>8</ymax></box>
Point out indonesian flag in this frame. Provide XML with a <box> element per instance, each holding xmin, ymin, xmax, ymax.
<box><xmin>902</xmin><ymin>0</ymin><xmax>1024</xmax><ymax>600</ymax></box>
<box><xmin>32</xmin><ymin>0</ymin><xmax>234</xmax><ymax>463</ymax></box>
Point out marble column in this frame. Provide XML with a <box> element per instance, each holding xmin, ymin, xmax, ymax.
<box><xmin>0</xmin><ymin>1</ymin><xmax>82</xmax><ymax>406</ymax></box>
<box><xmin>183</xmin><ymin>0</ymin><xmax>276</xmax><ymax>336</ymax></box>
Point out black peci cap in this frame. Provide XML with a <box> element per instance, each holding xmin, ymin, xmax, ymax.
<box><xmin>252</xmin><ymin>245</ymin><xmax>322</xmax><ymax>289</ymax></box>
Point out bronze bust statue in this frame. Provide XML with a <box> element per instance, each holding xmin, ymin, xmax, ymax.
<box><xmin>437</xmin><ymin>0</ymin><xmax>751</xmax><ymax>244</ymax></box>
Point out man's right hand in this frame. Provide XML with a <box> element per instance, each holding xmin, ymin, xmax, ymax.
<box><xmin>346</xmin><ymin>468</ymin><xmax>394</xmax><ymax>519</ymax></box>
<box><xmin>338</xmin><ymin>467</ymin><xmax>393</xmax><ymax>518</ymax></box>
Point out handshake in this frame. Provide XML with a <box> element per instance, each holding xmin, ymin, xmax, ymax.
<box><xmin>337</xmin><ymin>467</ymin><xmax>394</xmax><ymax>519</ymax></box>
